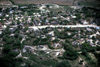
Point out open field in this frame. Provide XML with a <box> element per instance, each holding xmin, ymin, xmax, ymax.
<box><xmin>0</xmin><ymin>0</ymin><xmax>12</xmax><ymax>5</ymax></box>
<box><xmin>11</xmin><ymin>0</ymin><xmax>74</xmax><ymax>5</ymax></box>
<box><xmin>0</xmin><ymin>0</ymin><xmax>100</xmax><ymax>6</ymax></box>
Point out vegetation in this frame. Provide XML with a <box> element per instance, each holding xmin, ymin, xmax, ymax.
<box><xmin>0</xmin><ymin>4</ymin><xmax>99</xmax><ymax>67</ymax></box>
<box><xmin>63</xmin><ymin>43</ymin><xmax>78</xmax><ymax>60</ymax></box>
<box><xmin>56</xmin><ymin>60</ymin><xmax>71</xmax><ymax>67</ymax></box>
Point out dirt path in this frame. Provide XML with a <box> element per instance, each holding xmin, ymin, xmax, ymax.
<box><xmin>29</xmin><ymin>25</ymin><xmax>98</xmax><ymax>30</ymax></box>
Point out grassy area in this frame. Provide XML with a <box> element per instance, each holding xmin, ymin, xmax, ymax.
<box><xmin>79</xmin><ymin>1</ymin><xmax>100</xmax><ymax>7</ymax></box>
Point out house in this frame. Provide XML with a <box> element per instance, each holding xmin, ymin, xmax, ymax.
<box><xmin>96</xmin><ymin>27</ymin><xmax>100</xmax><ymax>30</ymax></box>
<box><xmin>51</xmin><ymin>43</ymin><xmax>62</xmax><ymax>48</ymax></box>
<box><xmin>48</xmin><ymin>31</ymin><xmax>54</xmax><ymax>36</ymax></box>
<box><xmin>37</xmin><ymin>45</ymin><xmax>48</xmax><ymax>50</ymax></box>
<box><xmin>0</xmin><ymin>13</ymin><xmax>2</xmax><ymax>17</ymax></box>
<box><xmin>2</xmin><ymin>25</ymin><xmax>7</xmax><ymax>29</ymax></box>
<box><xmin>51</xmin><ymin>21</ymin><xmax>58</xmax><ymax>25</ymax></box>
<box><xmin>23</xmin><ymin>45</ymin><xmax>35</xmax><ymax>53</ymax></box>
<box><xmin>81</xmin><ymin>20</ymin><xmax>89</xmax><ymax>25</ymax></box>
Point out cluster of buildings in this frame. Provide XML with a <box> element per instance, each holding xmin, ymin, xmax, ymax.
<box><xmin>0</xmin><ymin>4</ymin><xmax>97</xmax><ymax>27</ymax></box>
<box><xmin>0</xmin><ymin>4</ymin><xmax>99</xmax><ymax>63</ymax></box>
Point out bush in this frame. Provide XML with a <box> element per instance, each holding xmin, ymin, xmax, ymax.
<box><xmin>63</xmin><ymin>43</ymin><xmax>78</xmax><ymax>60</ymax></box>
<box><xmin>81</xmin><ymin>42</ymin><xmax>96</xmax><ymax>52</ymax></box>
<box><xmin>63</xmin><ymin>50</ymin><xmax>78</xmax><ymax>60</ymax></box>
<box><xmin>0</xmin><ymin>56</ymin><xmax>23</xmax><ymax>67</ymax></box>
<box><xmin>56</xmin><ymin>60</ymin><xmax>71</xmax><ymax>67</ymax></box>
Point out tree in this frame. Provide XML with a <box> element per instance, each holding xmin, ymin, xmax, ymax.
<box><xmin>0</xmin><ymin>56</ymin><xmax>24</xmax><ymax>67</ymax></box>
<box><xmin>94</xmin><ymin>52</ymin><xmax>100</xmax><ymax>67</ymax></box>
<box><xmin>63</xmin><ymin>43</ymin><xmax>78</xmax><ymax>60</ymax></box>
<box><xmin>63</xmin><ymin>50</ymin><xmax>78</xmax><ymax>60</ymax></box>
<box><xmin>13</xmin><ymin>39</ymin><xmax>23</xmax><ymax>49</ymax></box>
<box><xmin>81</xmin><ymin>42</ymin><xmax>96</xmax><ymax>52</ymax></box>
<box><xmin>2</xmin><ymin>44</ymin><xmax>11</xmax><ymax>54</ymax></box>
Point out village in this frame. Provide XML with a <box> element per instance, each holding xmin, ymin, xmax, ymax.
<box><xmin>0</xmin><ymin>4</ymin><xmax>100</xmax><ymax>67</ymax></box>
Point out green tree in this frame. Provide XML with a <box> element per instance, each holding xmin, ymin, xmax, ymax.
<box><xmin>63</xmin><ymin>43</ymin><xmax>78</xmax><ymax>60</ymax></box>
<box><xmin>81</xmin><ymin>42</ymin><xmax>96</xmax><ymax>52</ymax></box>
<box><xmin>63</xmin><ymin>50</ymin><xmax>78</xmax><ymax>60</ymax></box>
